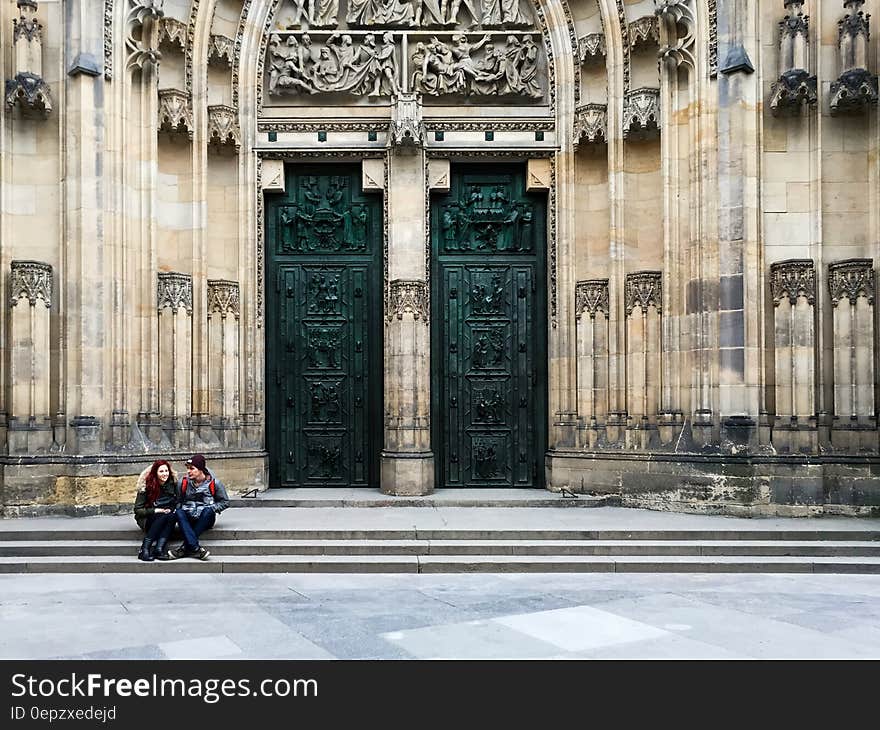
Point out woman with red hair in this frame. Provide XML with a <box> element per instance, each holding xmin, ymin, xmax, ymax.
<box><xmin>133</xmin><ymin>460</ymin><xmax>179</xmax><ymax>561</ymax></box>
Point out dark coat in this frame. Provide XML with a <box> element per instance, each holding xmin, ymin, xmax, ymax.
<box><xmin>133</xmin><ymin>466</ymin><xmax>180</xmax><ymax>530</ymax></box>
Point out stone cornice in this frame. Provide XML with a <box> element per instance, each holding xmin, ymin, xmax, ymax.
<box><xmin>625</xmin><ymin>271</ymin><xmax>662</xmax><ymax>315</ymax></box>
<box><xmin>770</xmin><ymin>259</ymin><xmax>815</xmax><ymax>306</ymax></box>
<box><xmin>10</xmin><ymin>260</ymin><xmax>52</xmax><ymax>308</ymax></box>
<box><xmin>575</xmin><ymin>279</ymin><xmax>609</xmax><ymax>320</ymax></box>
<box><xmin>829</xmin><ymin>258</ymin><xmax>875</xmax><ymax>306</ymax></box>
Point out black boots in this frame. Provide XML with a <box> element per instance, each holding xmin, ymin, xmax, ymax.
<box><xmin>154</xmin><ymin>538</ymin><xmax>170</xmax><ymax>561</ymax></box>
<box><xmin>137</xmin><ymin>537</ymin><xmax>155</xmax><ymax>562</ymax></box>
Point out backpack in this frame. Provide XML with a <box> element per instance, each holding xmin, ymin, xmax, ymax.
<box><xmin>181</xmin><ymin>476</ymin><xmax>215</xmax><ymax>498</ymax></box>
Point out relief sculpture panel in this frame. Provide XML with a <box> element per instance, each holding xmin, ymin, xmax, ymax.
<box><xmin>266</xmin><ymin>0</ymin><xmax>543</xmax><ymax>101</ymax></box>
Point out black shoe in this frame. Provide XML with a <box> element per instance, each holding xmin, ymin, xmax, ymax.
<box><xmin>153</xmin><ymin>538</ymin><xmax>168</xmax><ymax>560</ymax></box>
<box><xmin>166</xmin><ymin>545</ymin><xmax>188</xmax><ymax>560</ymax></box>
<box><xmin>137</xmin><ymin>537</ymin><xmax>155</xmax><ymax>562</ymax></box>
<box><xmin>192</xmin><ymin>547</ymin><xmax>210</xmax><ymax>561</ymax></box>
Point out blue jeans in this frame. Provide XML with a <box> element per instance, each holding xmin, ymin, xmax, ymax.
<box><xmin>175</xmin><ymin>507</ymin><xmax>216</xmax><ymax>552</ymax></box>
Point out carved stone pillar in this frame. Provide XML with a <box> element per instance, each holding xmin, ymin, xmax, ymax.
<box><xmin>575</xmin><ymin>280</ymin><xmax>609</xmax><ymax>448</ymax></box>
<box><xmin>4</xmin><ymin>1</ymin><xmax>52</xmax><ymax>116</ymax></box>
<box><xmin>207</xmin><ymin>280</ymin><xmax>241</xmax><ymax>448</ymax></box>
<box><xmin>830</xmin><ymin>0</ymin><xmax>878</xmax><ymax>115</ymax></box>
<box><xmin>624</xmin><ymin>272</ymin><xmax>662</xmax><ymax>449</ymax></box>
<box><xmin>828</xmin><ymin>259</ymin><xmax>876</xmax><ymax>451</ymax></box>
<box><xmin>770</xmin><ymin>0</ymin><xmax>817</xmax><ymax>116</ymax></box>
<box><xmin>770</xmin><ymin>260</ymin><xmax>817</xmax><ymax>453</ymax></box>
<box><xmin>157</xmin><ymin>273</ymin><xmax>193</xmax><ymax>448</ymax></box>
<box><xmin>381</xmin><ymin>150</ymin><xmax>434</xmax><ymax>496</ymax></box>
<box><xmin>7</xmin><ymin>261</ymin><xmax>52</xmax><ymax>454</ymax></box>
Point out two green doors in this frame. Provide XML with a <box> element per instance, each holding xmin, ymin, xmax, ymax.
<box><xmin>266</xmin><ymin>164</ymin><xmax>547</xmax><ymax>488</ymax></box>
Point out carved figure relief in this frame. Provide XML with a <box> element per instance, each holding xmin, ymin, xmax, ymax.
<box><xmin>279</xmin><ymin>176</ymin><xmax>369</xmax><ymax>252</ymax></box>
<box><xmin>307</xmin><ymin>271</ymin><xmax>342</xmax><ymax>313</ymax></box>
<box><xmin>266</xmin><ymin>0</ymin><xmax>541</xmax><ymax>99</ymax></box>
<box><xmin>307</xmin><ymin>326</ymin><xmax>342</xmax><ymax>368</ymax></box>
<box><xmin>474</xmin><ymin>387</ymin><xmax>505</xmax><ymax>423</ymax></box>
<box><xmin>440</xmin><ymin>181</ymin><xmax>534</xmax><ymax>252</ymax></box>
<box><xmin>469</xmin><ymin>273</ymin><xmax>505</xmax><ymax>314</ymax></box>
<box><xmin>472</xmin><ymin>329</ymin><xmax>505</xmax><ymax>368</ymax></box>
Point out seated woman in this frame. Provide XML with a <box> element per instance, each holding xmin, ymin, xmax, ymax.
<box><xmin>133</xmin><ymin>460</ymin><xmax>179</xmax><ymax>562</ymax></box>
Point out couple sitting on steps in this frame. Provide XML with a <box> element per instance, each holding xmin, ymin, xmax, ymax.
<box><xmin>133</xmin><ymin>453</ymin><xmax>230</xmax><ymax>562</ymax></box>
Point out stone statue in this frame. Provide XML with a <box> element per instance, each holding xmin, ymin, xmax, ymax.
<box><xmin>518</xmin><ymin>35</ymin><xmax>541</xmax><ymax>98</ymax></box>
<box><xmin>310</xmin><ymin>0</ymin><xmax>339</xmax><ymax>27</ymax></box>
<box><xmin>500</xmin><ymin>0</ymin><xmax>528</xmax><ymax>25</ymax></box>
<box><xmin>414</xmin><ymin>0</ymin><xmax>445</xmax><ymax>26</ymax></box>
<box><xmin>444</xmin><ymin>0</ymin><xmax>479</xmax><ymax>28</ymax></box>
<box><xmin>480</xmin><ymin>0</ymin><xmax>502</xmax><ymax>27</ymax></box>
<box><xmin>347</xmin><ymin>0</ymin><xmax>416</xmax><ymax>26</ymax></box>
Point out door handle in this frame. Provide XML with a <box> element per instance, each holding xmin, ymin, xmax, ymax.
<box><xmin>287</xmin><ymin>396</ymin><xmax>295</xmax><ymax>408</ymax></box>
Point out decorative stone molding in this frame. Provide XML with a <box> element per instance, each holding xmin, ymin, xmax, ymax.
<box><xmin>575</xmin><ymin>280</ymin><xmax>609</xmax><ymax>320</ymax></box>
<box><xmin>574</xmin><ymin>103</ymin><xmax>607</xmax><ymax>146</ymax></box>
<box><xmin>157</xmin><ymin>16</ymin><xmax>185</xmax><ymax>52</ymax></box>
<box><xmin>622</xmin><ymin>88</ymin><xmax>660</xmax><ymax>139</ymax></box>
<box><xmin>770</xmin><ymin>0</ymin><xmax>817</xmax><ymax>116</ymax></box>
<box><xmin>5</xmin><ymin>1</ymin><xmax>52</xmax><ymax>116</ymax></box>
<box><xmin>158</xmin><ymin>88</ymin><xmax>193</xmax><ymax>139</ymax></box>
<box><xmin>10</xmin><ymin>260</ymin><xmax>52</xmax><ymax>308</ymax></box>
<box><xmin>830</xmin><ymin>0</ymin><xmax>878</xmax><ymax>115</ymax></box>
<box><xmin>578</xmin><ymin>33</ymin><xmax>606</xmax><ymax>64</ymax></box>
<box><xmin>829</xmin><ymin>258</ymin><xmax>875</xmax><ymax>306</ymax></box>
<box><xmin>625</xmin><ymin>272</ymin><xmax>662</xmax><ymax>315</ymax></box>
<box><xmin>125</xmin><ymin>0</ymin><xmax>164</xmax><ymax>71</ymax></box>
<box><xmin>207</xmin><ymin>280</ymin><xmax>240</xmax><ymax>319</ymax></box>
<box><xmin>390</xmin><ymin>93</ymin><xmax>423</xmax><ymax>148</ymax></box>
<box><xmin>656</xmin><ymin>0</ymin><xmax>696</xmax><ymax>70</ymax></box>
<box><xmin>629</xmin><ymin>16</ymin><xmax>659</xmax><ymax>48</ymax></box>
<box><xmin>208</xmin><ymin>34</ymin><xmax>235</xmax><ymax>68</ymax></box>
<box><xmin>5</xmin><ymin>73</ymin><xmax>52</xmax><ymax>116</ymax></box>
<box><xmin>770</xmin><ymin>259</ymin><xmax>816</xmax><ymax>306</ymax></box>
<box><xmin>207</xmin><ymin>105</ymin><xmax>241</xmax><ymax>152</ymax></box>
<box><xmin>157</xmin><ymin>272</ymin><xmax>193</xmax><ymax>315</ymax></box>
<box><xmin>388</xmin><ymin>280</ymin><xmax>429</xmax><ymax>323</ymax></box>
<box><xmin>708</xmin><ymin>0</ymin><xmax>718</xmax><ymax>76</ymax></box>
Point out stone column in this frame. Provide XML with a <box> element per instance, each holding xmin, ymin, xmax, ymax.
<box><xmin>157</xmin><ymin>272</ymin><xmax>192</xmax><ymax>448</ymax></box>
<box><xmin>624</xmin><ymin>271</ymin><xmax>662</xmax><ymax>449</ymax></box>
<box><xmin>7</xmin><ymin>261</ymin><xmax>52</xmax><ymax>453</ymax></box>
<box><xmin>829</xmin><ymin>259</ymin><xmax>875</xmax><ymax>452</ymax></box>
<box><xmin>575</xmin><ymin>279</ymin><xmax>609</xmax><ymax>448</ymax></box>
<box><xmin>380</xmin><ymin>138</ymin><xmax>434</xmax><ymax>496</ymax></box>
<box><xmin>62</xmin><ymin>0</ymin><xmax>107</xmax><ymax>455</ymax></box>
<box><xmin>207</xmin><ymin>279</ymin><xmax>241</xmax><ymax>448</ymax></box>
<box><xmin>770</xmin><ymin>260</ymin><xmax>817</xmax><ymax>453</ymax></box>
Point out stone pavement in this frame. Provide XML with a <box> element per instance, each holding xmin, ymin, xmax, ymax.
<box><xmin>1</xmin><ymin>572</ymin><xmax>880</xmax><ymax>659</ymax></box>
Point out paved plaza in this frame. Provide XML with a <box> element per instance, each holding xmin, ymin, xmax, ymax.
<box><xmin>2</xmin><ymin>571</ymin><xmax>880</xmax><ymax>659</ymax></box>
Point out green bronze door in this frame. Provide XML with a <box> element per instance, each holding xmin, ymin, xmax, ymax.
<box><xmin>266</xmin><ymin>165</ymin><xmax>382</xmax><ymax>487</ymax></box>
<box><xmin>431</xmin><ymin>165</ymin><xmax>547</xmax><ymax>488</ymax></box>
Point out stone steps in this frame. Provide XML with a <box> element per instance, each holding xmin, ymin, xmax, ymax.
<box><xmin>2</xmin><ymin>539</ymin><xmax>880</xmax><ymax>558</ymax></box>
<box><xmin>0</xmin><ymin>554</ymin><xmax>878</xmax><ymax>574</ymax></box>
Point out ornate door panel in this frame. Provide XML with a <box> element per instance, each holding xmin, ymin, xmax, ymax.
<box><xmin>266</xmin><ymin>166</ymin><xmax>381</xmax><ymax>487</ymax></box>
<box><xmin>431</xmin><ymin>166</ymin><xmax>547</xmax><ymax>488</ymax></box>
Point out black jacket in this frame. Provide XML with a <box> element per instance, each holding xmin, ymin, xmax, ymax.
<box><xmin>133</xmin><ymin>468</ymin><xmax>179</xmax><ymax>530</ymax></box>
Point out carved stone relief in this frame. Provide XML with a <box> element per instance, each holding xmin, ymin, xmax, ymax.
<box><xmin>575</xmin><ymin>279</ymin><xmax>609</xmax><ymax>320</ymax></box>
<box><xmin>208</xmin><ymin>105</ymin><xmax>242</xmax><ymax>152</ymax></box>
<box><xmin>157</xmin><ymin>272</ymin><xmax>193</xmax><ymax>314</ymax></box>
<box><xmin>770</xmin><ymin>259</ymin><xmax>815</xmax><ymax>306</ymax></box>
<box><xmin>573</xmin><ymin>103</ymin><xmax>607</xmax><ymax>147</ymax></box>
<box><xmin>266</xmin><ymin>29</ymin><xmax>543</xmax><ymax>99</ymax></box>
<box><xmin>388</xmin><ymin>279</ymin><xmax>429</xmax><ymax>322</ymax></box>
<box><xmin>390</xmin><ymin>92</ymin><xmax>423</xmax><ymax>145</ymax></box>
<box><xmin>622</xmin><ymin>88</ymin><xmax>660</xmax><ymax>139</ymax></box>
<box><xmin>158</xmin><ymin>16</ymin><xmax>186</xmax><ymax>52</ymax></box>
<box><xmin>207</xmin><ymin>280</ymin><xmax>241</xmax><ymax>318</ymax></box>
<box><xmin>625</xmin><ymin>272</ymin><xmax>662</xmax><ymax>315</ymax></box>
<box><xmin>10</xmin><ymin>260</ymin><xmax>52</xmax><ymax>308</ymax></box>
<box><xmin>578</xmin><ymin>33</ymin><xmax>605</xmax><ymax>65</ymax></box>
<box><xmin>829</xmin><ymin>258</ymin><xmax>875</xmax><ymax>306</ymax></box>
<box><xmin>158</xmin><ymin>88</ymin><xmax>194</xmax><ymax>138</ymax></box>
<box><xmin>208</xmin><ymin>34</ymin><xmax>235</xmax><ymax>67</ymax></box>
<box><xmin>628</xmin><ymin>16</ymin><xmax>659</xmax><ymax>48</ymax></box>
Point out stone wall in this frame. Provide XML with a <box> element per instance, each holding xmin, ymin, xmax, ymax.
<box><xmin>0</xmin><ymin>0</ymin><xmax>878</xmax><ymax>515</ymax></box>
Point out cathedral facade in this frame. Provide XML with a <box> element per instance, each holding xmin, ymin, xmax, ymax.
<box><xmin>1</xmin><ymin>0</ymin><xmax>879</xmax><ymax>516</ymax></box>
